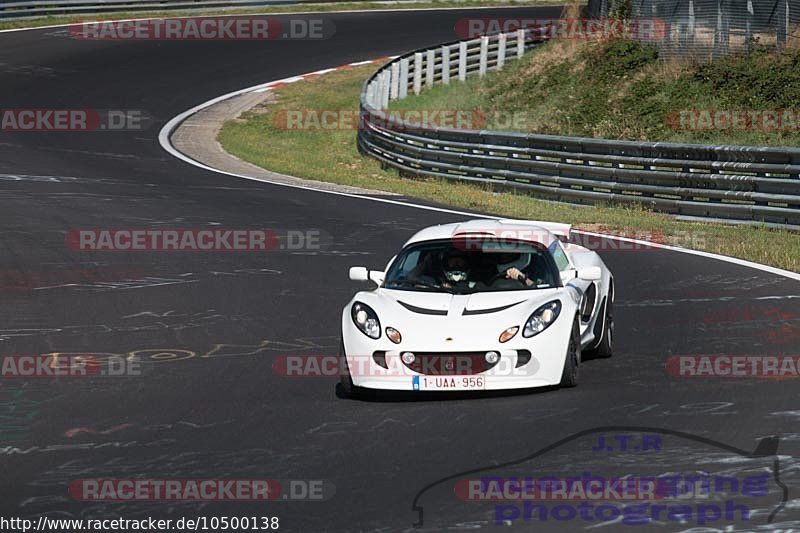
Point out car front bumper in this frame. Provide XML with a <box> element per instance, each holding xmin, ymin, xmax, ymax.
<box><xmin>341</xmin><ymin>314</ymin><xmax>573</xmax><ymax>392</ymax></box>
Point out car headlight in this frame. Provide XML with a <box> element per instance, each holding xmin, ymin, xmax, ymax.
<box><xmin>523</xmin><ymin>300</ymin><xmax>562</xmax><ymax>338</ymax></box>
<box><xmin>351</xmin><ymin>302</ymin><xmax>381</xmax><ymax>339</ymax></box>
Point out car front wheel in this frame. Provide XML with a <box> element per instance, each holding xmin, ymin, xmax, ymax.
<box><xmin>559</xmin><ymin>318</ymin><xmax>581</xmax><ymax>388</ymax></box>
<box><xmin>338</xmin><ymin>340</ymin><xmax>357</xmax><ymax>398</ymax></box>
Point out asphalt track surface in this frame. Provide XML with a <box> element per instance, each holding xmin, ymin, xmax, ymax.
<box><xmin>0</xmin><ymin>6</ymin><xmax>798</xmax><ymax>532</ymax></box>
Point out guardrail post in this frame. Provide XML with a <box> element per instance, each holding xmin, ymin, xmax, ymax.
<box><xmin>713</xmin><ymin>0</ymin><xmax>730</xmax><ymax>57</ymax></box>
<box><xmin>458</xmin><ymin>41</ymin><xmax>468</xmax><ymax>81</ymax></box>
<box><xmin>777</xmin><ymin>0</ymin><xmax>789</xmax><ymax>46</ymax></box>
<box><xmin>497</xmin><ymin>33</ymin><xmax>507</xmax><ymax>70</ymax></box>
<box><xmin>373</xmin><ymin>76</ymin><xmax>383</xmax><ymax>110</ymax></box>
<box><xmin>399</xmin><ymin>57</ymin><xmax>409</xmax><ymax>99</ymax></box>
<box><xmin>366</xmin><ymin>82</ymin><xmax>376</xmax><ymax>109</ymax></box>
<box><xmin>425</xmin><ymin>49</ymin><xmax>435</xmax><ymax>88</ymax></box>
<box><xmin>413</xmin><ymin>52</ymin><xmax>423</xmax><ymax>95</ymax></box>
<box><xmin>441</xmin><ymin>45</ymin><xmax>451</xmax><ymax>84</ymax></box>
<box><xmin>390</xmin><ymin>62</ymin><xmax>400</xmax><ymax>100</ymax></box>
<box><xmin>479</xmin><ymin>36</ymin><xmax>488</xmax><ymax>77</ymax></box>
<box><xmin>373</xmin><ymin>76</ymin><xmax>382</xmax><ymax>109</ymax></box>
<box><xmin>380</xmin><ymin>71</ymin><xmax>390</xmax><ymax>109</ymax></box>
<box><xmin>516</xmin><ymin>29</ymin><xmax>525</xmax><ymax>58</ymax></box>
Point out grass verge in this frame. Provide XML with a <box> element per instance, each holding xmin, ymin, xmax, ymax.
<box><xmin>218</xmin><ymin>63</ymin><xmax>800</xmax><ymax>272</ymax></box>
<box><xmin>0</xmin><ymin>1</ymin><xmax>555</xmax><ymax>31</ymax></box>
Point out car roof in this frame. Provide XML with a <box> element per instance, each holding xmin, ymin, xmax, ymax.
<box><xmin>404</xmin><ymin>219</ymin><xmax>570</xmax><ymax>248</ymax></box>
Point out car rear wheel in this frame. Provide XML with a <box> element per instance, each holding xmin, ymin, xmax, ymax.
<box><xmin>594</xmin><ymin>300</ymin><xmax>613</xmax><ymax>358</ymax></box>
<box><xmin>559</xmin><ymin>318</ymin><xmax>580</xmax><ymax>388</ymax></box>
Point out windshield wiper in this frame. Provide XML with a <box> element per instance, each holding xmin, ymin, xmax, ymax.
<box><xmin>386</xmin><ymin>278</ymin><xmax>444</xmax><ymax>291</ymax></box>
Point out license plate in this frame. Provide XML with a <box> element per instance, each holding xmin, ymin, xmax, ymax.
<box><xmin>412</xmin><ymin>375</ymin><xmax>485</xmax><ymax>391</ymax></box>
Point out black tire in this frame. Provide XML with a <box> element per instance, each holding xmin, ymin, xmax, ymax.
<box><xmin>594</xmin><ymin>285</ymin><xmax>614</xmax><ymax>359</ymax></box>
<box><xmin>594</xmin><ymin>298</ymin><xmax>614</xmax><ymax>358</ymax></box>
<box><xmin>338</xmin><ymin>340</ymin><xmax>357</xmax><ymax>398</ymax></box>
<box><xmin>559</xmin><ymin>318</ymin><xmax>580</xmax><ymax>388</ymax></box>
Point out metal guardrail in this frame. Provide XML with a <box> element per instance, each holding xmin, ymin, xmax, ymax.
<box><xmin>358</xmin><ymin>29</ymin><xmax>800</xmax><ymax>228</ymax></box>
<box><xmin>0</xmin><ymin>0</ymin><xmax>339</xmax><ymax>20</ymax></box>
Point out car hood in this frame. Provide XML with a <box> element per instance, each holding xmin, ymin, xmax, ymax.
<box><xmin>349</xmin><ymin>288</ymin><xmax>569</xmax><ymax>348</ymax></box>
<box><xmin>386</xmin><ymin>288</ymin><xmax>556</xmax><ymax>316</ymax></box>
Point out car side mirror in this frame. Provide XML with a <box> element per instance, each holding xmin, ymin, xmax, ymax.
<box><xmin>349</xmin><ymin>267</ymin><xmax>385</xmax><ymax>285</ymax></box>
<box><xmin>577</xmin><ymin>266</ymin><xmax>602</xmax><ymax>281</ymax></box>
<box><xmin>349</xmin><ymin>267</ymin><xmax>369</xmax><ymax>281</ymax></box>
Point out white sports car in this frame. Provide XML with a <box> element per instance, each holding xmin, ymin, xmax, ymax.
<box><xmin>340</xmin><ymin>219</ymin><xmax>614</xmax><ymax>396</ymax></box>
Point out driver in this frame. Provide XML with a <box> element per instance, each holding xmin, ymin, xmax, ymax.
<box><xmin>495</xmin><ymin>252</ymin><xmax>535</xmax><ymax>287</ymax></box>
<box><xmin>441</xmin><ymin>249</ymin><xmax>474</xmax><ymax>288</ymax></box>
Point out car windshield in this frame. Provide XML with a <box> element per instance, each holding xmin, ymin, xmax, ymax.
<box><xmin>383</xmin><ymin>239</ymin><xmax>560</xmax><ymax>294</ymax></box>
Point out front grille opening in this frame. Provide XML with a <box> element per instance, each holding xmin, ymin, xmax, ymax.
<box><xmin>516</xmin><ymin>350</ymin><xmax>532</xmax><ymax>368</ymax></box>
<box><xmin>401</xmin><ymin>352</ymin><xmax>499</xmax><ymax>375</ymax></box>
<box><xmin>372</xmin><ymin>351</ymin><xmax>388</xmax><ymax>369</ymax></box>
